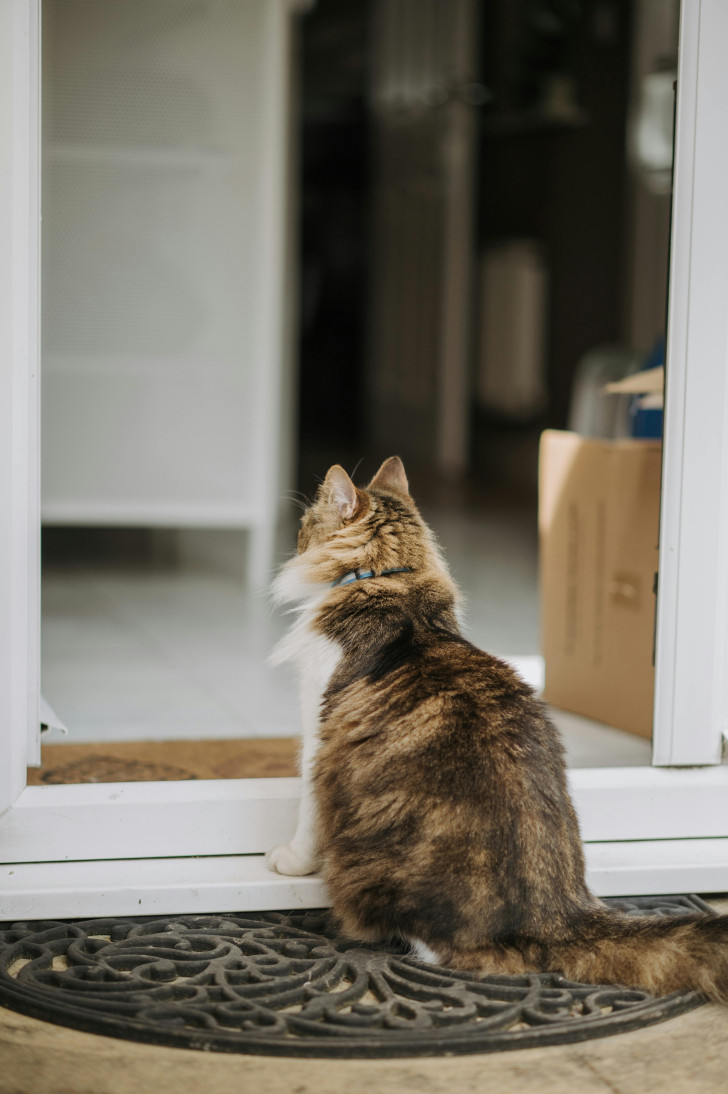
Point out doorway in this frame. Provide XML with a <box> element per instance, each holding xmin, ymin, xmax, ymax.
<box><xmin>37</xmin><ymin>0</ymin><xmax>677</xmax><ymax>784</ymax></box>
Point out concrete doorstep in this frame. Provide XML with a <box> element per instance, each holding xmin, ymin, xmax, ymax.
<box><xmin>2</xmin><ymin>1000</ymin><xmax>728</xmax><ymax>1094</ymax></box>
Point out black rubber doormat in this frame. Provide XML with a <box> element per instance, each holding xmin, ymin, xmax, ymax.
<box><xmin>0</xmin><ymin>896</ymin><xmax>710</xmax><ymax>1058</ymax></box>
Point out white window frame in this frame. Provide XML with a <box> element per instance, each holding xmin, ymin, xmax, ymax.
<box><xmin>3</xmin><ymin>0</ymin><xmax>728</xmax><ymax>919</ymax></box>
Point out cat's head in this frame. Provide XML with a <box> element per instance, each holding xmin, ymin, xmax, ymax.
<box><xmin>274</xmin><ymin>456</ymin><xmax>452</xmax><ymax>603</ymax></box>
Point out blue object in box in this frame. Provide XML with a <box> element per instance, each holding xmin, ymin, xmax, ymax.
<box><xmin>631</xmin><ymin>338</ymin><xmax>664</xmax><ymax>438</ymax></box>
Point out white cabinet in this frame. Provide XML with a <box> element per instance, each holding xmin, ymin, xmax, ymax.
<box><xmin>40</xmin><ymin>0</ymin><xmax>300</xmax><ymax>586</ymax></box>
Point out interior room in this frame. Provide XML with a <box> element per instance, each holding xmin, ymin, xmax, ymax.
<box><xmin>36</xmin><ymin>0</ymin><xmax>678</xmax><ymax>784</ymax></box>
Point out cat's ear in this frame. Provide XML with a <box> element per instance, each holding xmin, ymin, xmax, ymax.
<box><xmin>368</xmin><ymin>456</ymin><xmax>409</xmax><ymax>496</ymax></box>
<box><xmin>324</xmin><ymin>465</ymin><xmax>360</xmax><ymax>520</ymax></box>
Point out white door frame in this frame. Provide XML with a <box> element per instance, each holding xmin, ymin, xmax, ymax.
<box><xmin>0</xmin><ymin>0</ymin><xmax>41</xmax><ymax>822</ymax></box>
<box><xmin>3</xmin><ymin>0</ymin><xmax>728</xmax><ymax>920</ymax></box>
<box><xmin>651</xmin><ymin>0</ymin><xmax>728</xmax><ymax>766</ymax></box>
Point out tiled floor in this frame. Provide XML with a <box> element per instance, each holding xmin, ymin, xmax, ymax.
<box><xmin>40</xmin><ymin>494</ymin><xmax>651</xmax><ymax>768</ymax></box>
<box><xmin>42</xmin><ymin>567</ymin><xmax>296</xmax><ymax>742</ymax></box>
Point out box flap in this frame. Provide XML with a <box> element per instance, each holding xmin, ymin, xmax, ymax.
<box><xmin>602</xmin><ymin>365</ymin><xmax>664</xmax><ymax>396</ymax></box>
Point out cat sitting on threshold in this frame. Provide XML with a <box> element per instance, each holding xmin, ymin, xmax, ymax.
<box><xmin>267</xmin><ymin>456</ymin><xmax>728</xmax><ymax>999</ymax></box>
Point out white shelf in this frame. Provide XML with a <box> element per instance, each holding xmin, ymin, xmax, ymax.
<box><xmin>42</xmin><ymin>353</ymin><xmax>249</xmax><ymax>379</ymax></box>
<box><xmin>40</xmin><ymin>500</ymin><xmax>262</xmax><ymax>527</ymax></box>
<box><xmin>44</xmin><ymin>142</ymin><xmax>231</xmax><ymax>170</ymax></box>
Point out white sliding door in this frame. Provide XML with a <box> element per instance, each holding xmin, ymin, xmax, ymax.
<box><xmin>4</xmin><ymin>0</ymin><xmax>728</xmax><ymax>919</ymax></box>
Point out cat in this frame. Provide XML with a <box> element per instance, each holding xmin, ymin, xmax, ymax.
<box><xmin>267</xmin><ymin>455</ymin><xmax>728</xmax><ymax>1000</ymax></box>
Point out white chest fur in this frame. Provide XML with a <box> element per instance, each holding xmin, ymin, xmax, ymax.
<box><xmin>270</xmin><ymin>600</ymin><xmax>342</xmax><ymax>721</ymax></box>
<box><xmin>266</xmin><ymin>597</ymin><xmax>341</xmax><ymax>876</ymax></box>
<box><xmin>296</xmin><ymin>629</ymin><xmax>342</xmax><ymax>736</ymax></box>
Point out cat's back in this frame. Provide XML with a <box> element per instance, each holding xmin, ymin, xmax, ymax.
<box><xmin>312</xmin><ymin>581</ymin><xmax>586</xmax><ymax>942</ymax></box>
<box><xmin>319</xmin><ymin>578</ymin><xmax>543</xmax><ymax>740</ymax></box>
<box><xmin>316</xmin><ymin>579</ymin><xmax>564</xmax><ymax>797</ymax></box>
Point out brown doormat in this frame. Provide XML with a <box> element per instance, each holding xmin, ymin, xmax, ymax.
<box><xmin>27</xmin><ymin>738</ymin><xmax>299</xmax><ymax>784</ymax></box>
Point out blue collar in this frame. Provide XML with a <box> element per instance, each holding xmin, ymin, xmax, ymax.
<box><xmin>332</xmin><ymin>567</ymin><xmax>412</xmax><ymax>587</ymax></box>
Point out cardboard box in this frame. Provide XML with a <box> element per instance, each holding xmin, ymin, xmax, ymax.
<box><xmin>539</xmin><ymin>430</ymin><xmax>662</xmax><ymax>737</ymax></box>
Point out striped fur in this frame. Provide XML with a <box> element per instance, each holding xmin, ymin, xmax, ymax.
<box><xmin>268</xmin><ymin>457</ymin><xmax>728</xmax><ymax>1001</ymax></box>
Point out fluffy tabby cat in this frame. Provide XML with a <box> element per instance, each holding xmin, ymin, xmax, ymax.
<box><xmin>268</xmin><ymin>456</ymin><xmax>728</xmax><ymax>1000</ymax></box>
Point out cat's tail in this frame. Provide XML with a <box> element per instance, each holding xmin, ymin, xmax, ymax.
<box><xmin>542</xmin><ymin>906</ymin><xmax>728</xmax><ymax>1002</ymax></box>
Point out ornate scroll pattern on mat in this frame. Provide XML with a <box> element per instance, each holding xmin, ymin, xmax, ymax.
<box><xmin>0</xmin><ymin>897</ymin><xmax>710</xmax><ymax>1058</ymax></box>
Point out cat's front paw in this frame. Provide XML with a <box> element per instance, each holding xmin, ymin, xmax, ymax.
<box><xmin>266</xmin><ymin>842</ymin><xmax>318</xmax><ymax>876</ymax></box>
